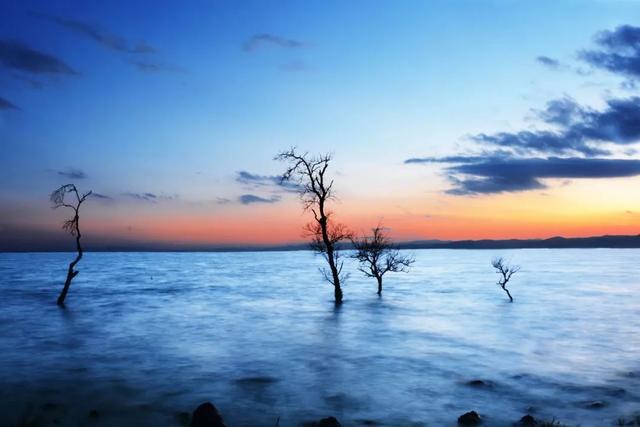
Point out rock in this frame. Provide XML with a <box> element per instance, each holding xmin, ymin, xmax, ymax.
<box><xmin>458</xmin><ymin>411</ymin><xmax>481</xmax><ymax>425</ymax></box>
<box><xmin>318</xmin><ymin>416</ymin><xmax>342</xmax><ymax>427</ymax></box>
<box><xmin>584</xmin><ymin>400</ymin><xmax>606</xmax><ymax>409</ymax></box>
<box><xmin>519</xmin><ymin>414</ymin><xmax>536</xmax><ymax>426</ymax></box>
<box><xmin>190</xmin><ymin>402</ymin><xmax>226</xmax><ymax>427</ymax></box>
<box><xmin>465</xmin><ymin>380</ymin><xmax>493</xmax><ymax>388</ymax></box>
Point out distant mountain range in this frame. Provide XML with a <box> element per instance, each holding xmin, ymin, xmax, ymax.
<box><xmin>2</xmin><ymin>232</ymin><xmax>640</xmax><ymax>252</ymax></box>
<box><xmin>396</xmin><ymin>234</ymin><xmax>640</xmax><ymax>249</ymax></box>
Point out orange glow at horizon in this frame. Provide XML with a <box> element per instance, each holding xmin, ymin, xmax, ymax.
<box><xmin>67</xmin><ymin>177</ymin><xmax>640</xmax><ymax>246</ymax></box>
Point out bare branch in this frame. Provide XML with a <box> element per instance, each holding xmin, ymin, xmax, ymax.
<box><xmin>351</xmin><ymin>224</ymin><xmax>414</xmax><ymax>294</ymax></box>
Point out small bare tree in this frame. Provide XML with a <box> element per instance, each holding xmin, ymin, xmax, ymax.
<box><xmin>50</xmin><ymin>184</ymin><xmax>92</xmax><ymax>306</ymax></box>
<box><xmin>276</xmin><ymin>148</ymin><xmax>351</xmax><ymax>304</ymax></box>
<box><xmin>352</xmin><ymin>225</ymin><xmax>414</xmax><ymax>295</ymax></box>
<box><xmin>491</xmin><ymin>257</ymin><xmax>520</xmax><ymax>302</ymax></box>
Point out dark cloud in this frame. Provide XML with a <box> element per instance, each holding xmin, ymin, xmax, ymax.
<box><xmin>0</xmin><ymin>96</ymin><xmax>18</xmax><ymax>110</ymax></box>
<box><xmin>123</xmin><ymin>192</ymin><xmax>158</xmax><ymax>202</ymax></box>
<box><xmin>407</xmin><ymin>154</ymin><xmax>640</xmax><ymax>195</ymax></box>
<box><xmin>537</xmin><ymin>55</ymin><xmax>561</xmax><ymax>69</ymax></box>
<box><xmin>580</xmin><ymin>25</ymin><xmax>640</xmax><ymax>79</ymax></box>
<box><xmin>90</xmin><ymin>192</ymin><xmax>113</xmax><ymax>200</ymax></box>
<box><xmin>236</xmin><ymin>170</ymin><xmax>301</xmax><ymax>192</ymax></box>
<box><xmin>242</xmin><ymin>33</ymin><xmax>307</xmax><ymax>52</ymax></box>
<box><xmin>471</xmin><ymin>130</ymin><xmax>609</xmax><ymax>157</ymax></box>
<box><xmin>56</xmin><ymin>168</ymin><xmax>87</xmax><ymax>179</ymax></box>
<box><xmin>32</xmin><ymin>12</ymin><xmax>155</xmax><ymax>54</ymax></box>
<box><xmin>238</xmin><ymin>194</ymin><xmax>281</xmax><ymax>205</ymax></box>
<box><xmin>468</xmin><ymin>96</ymin><xmax>640</xmax><ymax>157</ymax></box>
<box><xmin>123</xmin><ymin>192</ymin><xmax>177</xmax><ymax>202</ymax></box>
<box><xmin>0</xmin><ymin>40</ymin><xmax>78</xmax><ymax>75</ymax></box>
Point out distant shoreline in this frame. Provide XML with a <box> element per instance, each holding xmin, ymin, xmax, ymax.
<box><xmin>2</xmin><ymin>234</ymin><xmax>640</xmax><ymax>253</ymax></box>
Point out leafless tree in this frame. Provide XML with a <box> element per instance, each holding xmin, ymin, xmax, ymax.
<box><xmin>276</xmin><ymin>148</ymin><xmax>352</xmax><ymax>304</ymax></box>
<box><xmin>491</xmin><ymin>257</ymin><xmax>520</xmax><ymax>302</ymax></box>
<box><xmin>352</xmin><ymin>225</ymin><xmax>414</xmax><ymax>295</ymax></box>
<box><xmin>50</xmin><ymin>184</ymin><xmax>92</xmax><ymax>306</ymax></box>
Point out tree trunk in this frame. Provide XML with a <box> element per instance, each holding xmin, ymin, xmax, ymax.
<box><xmin>318</xmin><ymin>203</ymin><xmax>342</xmax><ymax>304</ymax></box>
<box><xmin>502</xmin><ymin>285</ymin><xmax>513</xmax><ymax>302</ymax></box>
<box><xmin>376</xmin><ymin>276</ymin><xmax>383</xmax><ymax>295</ymax></box>
<box><xmin>57</xmin><ymin>217</ymin><xmax>82</xmax><ymax>306</ymax></box>
<box><xmin>334</xmin><ymin>283</ymin><xmax>343</xmax><ymax>304</ymax></box>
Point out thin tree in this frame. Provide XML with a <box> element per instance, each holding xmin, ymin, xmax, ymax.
<box><xmin>352</xmin><ymin>225</ymin><xmax>414</xmax><ymax>295</ymax></box>
<box><xmin>491</xmin><ymin>257</ymin><xmax>520</xmax><ymax>302</ymax></box>
<box><xmin>50</xmin><ymin>184</ymin><xmax>92</xmax><ymax>306</ymax></box>
<box><xmin>276</xmin><ymin>148</ymin><xmax>351</xmax><ymax>304</ymax></box>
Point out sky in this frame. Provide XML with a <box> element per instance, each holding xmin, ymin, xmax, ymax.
<box><xmin>1</xmin><ymin>0</ymin><xmax>640</xmax><ymax>250</ymax></box>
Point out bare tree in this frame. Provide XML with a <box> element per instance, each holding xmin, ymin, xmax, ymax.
<box><xmin>276</xmin><ymin>148</ymin><xmax>352</xmax><ymax>304</ymax></box>
<box><xmin>50</xmin><ymin>184</ymin><xmax>92</xmax><ymax>306</ymax></box>
<box><xmin>352</xmin><ymin>225</ymin><xmax>414</xmax><ymax>295</ymax></box>
<box><xmin>491</xmin><ymin>257</ymin><xmax>520</xmax><ymax>302</ymax></box>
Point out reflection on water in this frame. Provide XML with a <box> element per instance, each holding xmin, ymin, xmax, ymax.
<box><xmin>0</xmin><ymin>249</ymin><xmax>639</xmax><ymax>426</ymax></box>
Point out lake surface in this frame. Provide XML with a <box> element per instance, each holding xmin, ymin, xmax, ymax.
<box><xmin>0</xmin><ymin>250</ymin><xmax>639</xmax><ymax>426</ymax></box>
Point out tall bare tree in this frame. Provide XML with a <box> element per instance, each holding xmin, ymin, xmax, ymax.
<box><xmin>276</xmin><ymin>148</ymin><xmax>351</xmax><ymax>304</ymax></box>
<box><xmin>352</xmin><ymin>225</ymin><xmax>414</xmax><ymax>295</ymax></box>
<box><xmin>50</xmin><ymin>184</ymin><xmax>92</xmax><ymax>306</ymax></box>
<box><xmin>491</xmin><ymin>257</ymin><xmax>520</xmax><ymax>302</ymax></box>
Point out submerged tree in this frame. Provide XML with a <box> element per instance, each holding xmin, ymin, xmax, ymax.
<box><xmin>276</xmin><ymin>148</ymin><xmax>352</xmax><ymax>304</ymax></box>
<box><xmin>352</xmin><ymin>225</ymin><xmax>414</xmax><ymax>295</ymax></box>
<box><xmin>491</xmin><ymin>257</ymin><xmax>520</xmax><ymax>302</ymax></box>
<box><xmin>50</xmin><ymin>184</ymin><xmax>92</xmax><ymax>306</ymax></box>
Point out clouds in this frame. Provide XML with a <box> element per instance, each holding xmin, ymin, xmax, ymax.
<box><xmin>407</xmin><ymin>24</ymin><xmax>640</xmax><ymax>196</ymax></box>
<box><xmin>407</xmin><ymin>155</ymin><xmax>640</xmax><ymax>195</ymax></box>
<box><xmin>238</xmin><ymin>194</ymin><xmax>281</xmax><ymax>205</ymax></box>
<box><xmin>536</xmin><ymin>55</ymin><xmax>560</xmax><ymax>70</ymax></box>
<box><xmin>467</xmin><ymin>96</ymin><xmax>640</xmax><ymax>158</ymax></box>
<box><xmin>56</xmin><ymin>168</ymin><xmax>87</xmax><ymax>180</ymax></box>
<box><xmin>580</xmin><ymin>25</ymin><xmax>640</xmax><ymax>79</ymax></box>
<box><xmin>242</xmin><ymin>33</ymin><xmax>307</xmax><ymax>52</ymax></box>
<box><xmin>0</xmin><ymin>96</ymin><xmax>18</xmax><ymax>110</ymax></box>
<box><xmin>0</xmin><ymin>39</ymin><xmax>78</xmax><ymax>75</ymax></box>
<box><xmin>32</xmin><ymin>12</ymin><xmax>155</xmax><ymax>54</ymax></box>
<box><xmin>236</xmin><ymin>170</ymin><xmax>301</xmax><ymax>192</ymax></box>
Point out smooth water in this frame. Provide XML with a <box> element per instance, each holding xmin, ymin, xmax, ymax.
<box><xmin>0</xmin><ymin>250</ymin><xmax>639</xmax><ymax>426</ymax></box>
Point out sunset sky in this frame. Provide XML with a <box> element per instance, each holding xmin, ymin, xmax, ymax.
<box><xmin>1</xmin><ymin>0</ymin><xmax>640</xmax><ymax>250</ymax></box>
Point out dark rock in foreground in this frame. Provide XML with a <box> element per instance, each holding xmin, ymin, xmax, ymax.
<box><xmin>318</xmin><ymin>416</ymin><xmax>342</xmax><ymax>427</ymax></box>
<box><xmin>519</xmin><ymin>414</ymin><xmax>536</xmax><ymax>426</ymax></box>
<box><xmin>458</xmin><ymin>410</ymin><xmax>481</xmax><ymax>425</ymax></box>
<box><xmin>190</xmin><ymin>402</ymin><xmax>226</xmax><ymax>427</ymax></box>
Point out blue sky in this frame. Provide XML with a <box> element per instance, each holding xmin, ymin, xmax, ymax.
<box><xmin>2</xmin><ymin>0</ymin><xmax>640</xmax><ymax>249</ymax></box>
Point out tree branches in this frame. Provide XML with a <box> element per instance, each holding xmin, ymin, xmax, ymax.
<box><xmin>352</xmin><ymin>225</ymin><xmax>414</xmax><ymax>294</ymax></box>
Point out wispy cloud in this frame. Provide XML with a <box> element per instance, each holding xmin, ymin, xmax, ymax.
<box><xmin>32</xmin><ymin>12</ymin><xmax>155</xmax><ymax>54</ymax></box>
<box><xmin>236</xmin><ymin>170</ymin><xmax>301</xmax><ymax>192</ymax></box>
<box><xmin>90</xmin><ymin>192</ymin><xmax>113</xmax><ymax>200</ymax></box>
<box><xmin>56</xmin><ymin>168</ymin><xmax>87</xmax><ymax>179</ymax></box>
<box><xmin>123</xmin><ymin>192</ymin><xmax>178</xmax><ymax>203</ymax></box>
<box><xmin>0</xmin><ymin>39</ymin><xmax>78</xmax><ymax>75</ymax></box>
<box><xmin>0</xmin><ymin>96</ymin><xmax>18</xmax><ymax>110</ymax></box>
<box><xmin>536</xmin><ymin>55</ymin><xmax>561</xmax><ymax>70</ymax></box>
<box><xmin>238</xmin><ymin>194</ymin><xmax>281</xmax><ymax>205</ymax></box>
<box><xmin>242</xmin><ymin>33</ymin><xmax>308</xmax><ymax>52</ymax></box>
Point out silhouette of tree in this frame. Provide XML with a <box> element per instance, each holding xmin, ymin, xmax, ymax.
<box><xmin>491</xmin><ymin>257</ymin><xmax>520</xmax><ymax>302</ymax></box>
<box><xmin>276</xmin><ymin>148</ymin><xmax>352</xmax><ymax>304</ymax></box>
<box><xmin>352</xmin><ymin>225</ymin><xmax>414</xmax><ymax>295</ymax></box>
<box><xmin>50</xmin><ymin>184</ymin><xmax>92</xmax><ymax>306</ymax></box>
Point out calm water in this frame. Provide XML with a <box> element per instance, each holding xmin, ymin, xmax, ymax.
<box><xmin>0</xmin><ymin>250</ymin><xmax>639</xmax><ymax>426</ymax></box>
